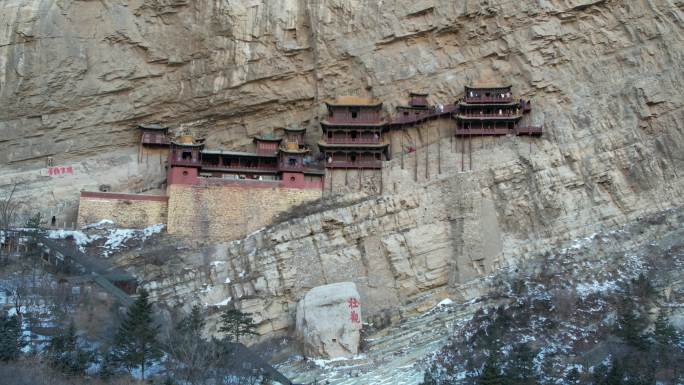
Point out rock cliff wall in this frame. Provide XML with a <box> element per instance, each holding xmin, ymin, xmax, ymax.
<box><xmin>2</xmin><ymin>0</ymin><xmax>683</xmax><ymax>341</ymax></box>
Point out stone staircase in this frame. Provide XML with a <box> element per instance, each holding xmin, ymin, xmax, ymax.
<box><xmin>278</xmin><ymin>300</ymin><xmax>477</xmax><ymax>385</ymax></box>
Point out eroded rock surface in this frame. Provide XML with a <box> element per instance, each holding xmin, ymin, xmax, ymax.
<box><xmin>295</xmin><ymin>282</ymin><xmax>362</xmax><ymax>359</ymax></box>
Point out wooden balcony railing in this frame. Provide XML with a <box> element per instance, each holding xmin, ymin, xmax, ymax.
<box><xmin>456</xmin><ymin>112</ymin><xmax>521</xmax><ymax>119</ymax></box>
<box><xmin>516</xmin><ymin>126</ymin><xmax>543</xmax><ymax>135</ymax></box>
<box><xmin>463</xmin><ymin>96</ymin><xmax>513</xmax><ymax>104</ymax></box>
<box><xmin>203</xmin><ymin>164</ymin><xmax>279</xmax><ymax>172</ymax></box>
<box><xmin>326</xmin><ymin>117</ymin><xmax>384</xmax><ymax>124</ymax></box>
<box><xmin>325</xmin><ymin>160</ymin><xmax>382</xmax><ymax>169</ymax></box>
<box><xmin>325</xmin><ymin>137</ymin><xmax>381</xmax><ymax>144</ymax></box>
<box><xmin>169</xmin><ymin>158</ymin><xmax>201</xmax><ymax>167</ymax></box>
<box><xmin>455</xmin><ymin>128</ymin><xmax>512</xmax><ymax>136</ymax></box>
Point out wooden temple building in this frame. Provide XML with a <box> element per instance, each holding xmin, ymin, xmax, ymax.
<box><xmin>318</xmin><ymin>96</ymin><xmax>389</xmax><ymax>169</ymax></box>
<box><xmin>138</xmin><ymin>123</ymin><xmax>171</xmax><ymax>147</ymax></box>
<box><xmin>161</xmin><ymin>130</ymin><xmax>324</xmax><ymax>188</ymax></box>
<box><xmin>454</xmin><ymin>85</ymin><xmax>542</xmax><ymax>136</ymax></box>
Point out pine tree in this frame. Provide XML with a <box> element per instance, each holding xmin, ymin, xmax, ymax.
<box><xmin>0</xmin><ymin>311</ymin><xmax>23</xmax><ymax>361</ymax></box>
<box><xmin>653</xmin><ymin>309</ymin><xmax>679</xmax><ymax>368</ymax></box>
<box><xmin>605</xmin><ymin>358</ymin><xmax>624</xmax><ymax>385</ymax></box>
<box><xmin>112</xmin><ymin>290</ymin><xmax>161</xmax><ymax>381</ymax></box>
<box><xmin>177</xmin><ymin>305</ymin><xmax>205</xmax><ymax>336</ymax></box>
<box><xmin>654</xmin><ymin>310</ymin><xmax>678</xmax><ymax>346</ymax></box>
<box><xmin>478</xmin><ymin>354</ymin><xmax>504</xmax><ymax>385</ymax></box>
<box><xmin>219</xmin><ymin>308</ymin><xmax>258</xmax><ymax>343</ymax></box>
<box><xmin>507</xmin><ymin>343</ymin><xmax>537</xmax><ymax>385</ymax></box>
<box><xmin>167</xmin><ymin>305</ymin><xmax>215</xmax><ymax>385</ymax></box>
<box><xmin>421</xmin><ymin>364</ymin><xmax>440</xmax><ymax>385</ymax></box>
<box><xmin>565</xmin><ymin>368</ymin><xmax>580</xmax><ymax>384</ymax></box>
<box><xmin>46</xmin><ymin>321</ymin><xmax>94</xmax><ymax>376</ymax></box>
<box><xmin>98</xmin><ymin>349</ymin><xmax>116</xmax><ymax>380</ymax></box>
<box><xmin>615</xmin><ymin>299</ymin><xmax>648</xmax><ymax>351</ymax></box>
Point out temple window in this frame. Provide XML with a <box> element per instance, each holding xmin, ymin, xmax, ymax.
<box><xmin>328</xmin><ymin>131</ymin><xmax>332</xmax><ymax>138</ymax></box>
<box><xmin>351</xmin><ymin>131</ymin><xmax>358</xmax><ymax>139</ymax></box>
<box><xmin>375</xmin><ymin>153</ymin><xmax>381</xmax><ymax>160</ymax></box>
<box><xmin>350</xmin><ymin>154</ymin><xmax>357</xmax><ymax>162</ymax></box>
<box><xmin>182</xmin><ymin>151</ymin><xmax>192</xmax><ymax>160</ymax></box>
<box><xmin>288</xmin><ymin>158</ymin><xmax>297</xmax><ymax>166</ymax></box>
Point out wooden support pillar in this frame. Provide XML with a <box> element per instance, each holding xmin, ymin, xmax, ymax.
<box><xmin>437</xmin><ymin>119</ymin><xmax>441</xmax><ymax>175</ymax></box>
<box><xmin>401</xmin><ymin>129</ymin><xmax>405</xmax><ymax>169</ymax></box>
<box><xmin>359</xmin><ymin>167</ymin><xmax>362</xmax><ymax>190</ymax></box>
<box><xmin>414</xmin><ymin>132</ymin><xmax>419</xmax><ymax>182</ymax></box>
<box><xmin>469</xmin><ymin>132</ymin><xmax>473</xmax><ymax>171</ymax></box>
<box><xmin>425</xmin><ymin>124</ymin><xmax>429</xmax><ymax>180</ymax></box>
<box><xmin>461</xmin><ymin>135</ymin><xmax>464</xmax><ymax>172</ymax></box>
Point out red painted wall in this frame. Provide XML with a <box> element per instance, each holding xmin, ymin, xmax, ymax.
<box><xmin>167</xmin><ymin>166</ymin><xmax>199</xmax><ymax>185</ymax></box>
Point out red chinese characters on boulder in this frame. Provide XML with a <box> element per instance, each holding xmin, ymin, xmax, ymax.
<box><xmin>348</xmin><ymin>297</ymin><xmax>361</xmax><ymax>324</ymax></box>
<box><xmin>47</xmin><ymin>166</ymin><xmax>74</xmax><ymax>176</ymax></box>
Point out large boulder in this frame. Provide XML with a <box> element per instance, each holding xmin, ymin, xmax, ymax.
<box><xmin>295</xmin><ymin>282</ymin><xmax>362</xmax><ymax>358</ymax></box>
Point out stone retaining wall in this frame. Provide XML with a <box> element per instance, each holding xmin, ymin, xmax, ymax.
<box><xmin>77</xmin><ymin>192</ymin><xmax>168</xmax><ymax>228</ymax></box>
<box><xmin>167</xmin><ymin>179</ymin><xmax>322</xmax><ymax>240</ymax></box>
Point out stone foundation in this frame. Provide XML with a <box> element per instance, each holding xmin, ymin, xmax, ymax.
<box><xmin>166</xmin><ymin>179</ymin><xmax>322</xmax><ymax>240</ymax></box>
<box><xmin>77</xmin><ymin>192</ymin><xmax>168</xmax><ymax>228</ymax></box>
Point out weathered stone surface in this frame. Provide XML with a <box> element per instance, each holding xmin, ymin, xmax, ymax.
<box><xmin>295</xmin><ymin>282</ymin><xmax>362</xmax><ymax>359</ymax></box>
<box><xmin>2</xmin><ymin>0</ymin><xmax>683</xmax><ymax>349</ymax></box>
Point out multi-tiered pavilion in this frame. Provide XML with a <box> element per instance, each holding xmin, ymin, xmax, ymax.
<box><xmin>317</xmin><ymin>96</ymin><xmax>390</xmax><ymax>169</ymax></box>
<box><xmin>454</xmin><ymin>85</ymin><xmax>541</xmax><ymax>136</ymax></box>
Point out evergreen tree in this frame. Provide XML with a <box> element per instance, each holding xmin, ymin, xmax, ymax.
<box><xmin>478</xmin><ymin>354</ymin><xmax>504</xmax><ymax>385</ymax></box>
<box><xmin>507</xmin><ymin>343</ymin><xmax>537</xmax><ymax>385</ymax></box>
<box><xmin>615</xmin><ymin>299</ymin><xmax>648</xmax><ymax>351</ymax></box>
<box><xmin>0</xmin><ymin>311</ymin><xmax>24</xmax><ymax>361</ymax></box>
<box><xmin>653</xmin><ymin>309</ymin><xmax>680</xmax><ymax>371</ymax></box>
<box><xmin>605</xmin><ymin>358</ymin><xmax>624</xmax><ymax>385</ymax></box>
<box><xmin>593</xmin><ymin>363</ymin><xmax>609</xmax><ymax>385</ymax></box>
<box><xmin>46</xmin><ymin>321</ymin><xmax>94</xmax><ymax>376</ymax></box>
<box><xmin>112</xmin><ymin>290</ymin><xmax>161</xmax><ymax>381</ymax></box>
<box><xmin>98</xmin><ymin>349</ymin><xmax>117</xmax><ymax>380</ymax></box>
<box><xmin>167</xmin><ymin>305</ymin><xmax>216</xmax><ymax>385</ymax></box>
<box><xmin>421</xmin><ymin>364</ymin><xmax>440</xmax><ymax>385</ymax></box>
<box><xmin>24</xmin><ymin>212</ymin><xmax>44</xmax><ymax>255</ymax></box>
<box><xmin>219</xmin><ymin>308</ymin><xmax>258</xmax><ymax>343</ymax></box>
<box><xmin>177</xmin><ymin>305</ymin><xmax>205</xmax><ymax>336</ymax></box>
<box><xmin>565</xmin><ymin>368</ymin><xmax>580</xmax><ymax>384</ymax></box>
<box><xmin>629</xmin><ymin>273</ymin><xmax>655</xmax><ymax>299</ymax></box>
<box><xmin>654</xmin><ymin>309</ymin><xmax>678</xmax><ymax>347</ymax></box>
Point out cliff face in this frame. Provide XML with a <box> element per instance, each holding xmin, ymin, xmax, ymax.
<box><xmin>2</xmin><ymin>0</ymin><xmax>682</xmax><ymax>220</ymax></box>
<box><xmin>2</xmin><ymin>0</ymin><xmax>684</xmax><ymax>340</ymax></box>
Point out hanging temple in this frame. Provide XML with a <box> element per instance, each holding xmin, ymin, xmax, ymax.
<box><xmin>77</xmin><ymin>86</ymin><xmax>542</xmax><ymax>241</ymax></box>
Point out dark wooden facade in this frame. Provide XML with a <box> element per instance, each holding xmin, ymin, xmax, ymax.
<box><xmin>167</xmin><ymin>129</ymin><xmax>323</xmax><ymax>184</ymax></box>
<box><xmin>138</xmin><ymin>123</ymin><xmax>170</xmax><ymax>147</ymax></box>
<box><xmin>319</xmin><ymin>97</ymin><xmax>389</xmax><ymax>169</ymax></box>
<box><xmin>455</xmin><ymin>86</ymin><xmax>542</xmax><ymax>136</ymax></box>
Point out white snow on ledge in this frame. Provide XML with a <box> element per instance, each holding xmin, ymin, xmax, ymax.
<box><xmin>47</xmin><ymin>223</ymin><xmax>165</xmax><ymax>255</ymax></box>
<box><xmin>212</xmin><ymin>298</ymin><xmax>232</xmax><ymax>307</ymax></box>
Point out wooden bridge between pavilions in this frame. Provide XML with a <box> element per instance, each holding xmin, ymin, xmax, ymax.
<box><xmin>389</xmin><ymin>103</ymin><xmax>458</xmax><ymax>127</ymax></box>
